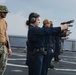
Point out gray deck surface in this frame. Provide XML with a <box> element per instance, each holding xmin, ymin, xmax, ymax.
<box><xmin>4</xmin><ymin>48</ymin><xmax>76</xmax><ymax>75</ymax></box>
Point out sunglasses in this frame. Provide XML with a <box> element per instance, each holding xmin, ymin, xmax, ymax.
<box><xmin>2</xmin><ymin>12</ymin><xmax>8</xmax><ymax>14</ymax></box>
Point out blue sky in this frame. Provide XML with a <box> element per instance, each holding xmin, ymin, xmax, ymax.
<box><xmin>0</xmin><ymin>0</ymin><xmax>76</xmax><ymax>39</ymax></box>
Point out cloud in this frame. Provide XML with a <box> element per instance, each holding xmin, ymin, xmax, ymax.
<box><xmin>5</xmin><ymin>12</ymin><xmax>28</xmax><ymax>36</ymax></box>
<box><xmin>0</xmin><ymin>0</ymin><xmax>7</xmax><ymax>4</ymax></box>
<box><xmin>3</xmin><ymin>0</ymin><xmax>76</xmax><ymax>39</ymax></box>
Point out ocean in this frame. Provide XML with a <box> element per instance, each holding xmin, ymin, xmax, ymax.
<box><xmin>9</xmin><ymin>36</ymin><xmax>27</xmax><ymax>48</ymax></box>
<box><xmin>63</xmin><ymin>40</ymin><xmax>76</xmax><ymax>51</ymax></box>
<box><xmin>9</xmin><ymin>35</ymin><xmax>76</xmax><ymax>51</ymax></box>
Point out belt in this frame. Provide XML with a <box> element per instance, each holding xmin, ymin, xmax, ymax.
<box><xmin>0</xmin><ymin>42</ymin><xmax>6</xmax><ymax>45</ymax></box>
<box><xmin>47</xmin><ymin>44</ymin><xmax>53</xmax><ymax>47</ymax></box>
<box><xmin>39</xmin><ymin>47</ymin><xmax>45</xmax><ymax>51</ymax></box>
<box><xmin>0</xmin><ymin>42</ymin><xmax>6</xmax><ymax>47</ymax></box>
<box><xmin>34</xmin><ymin>47</ymin><xmax>47</xmax><ymax>55</ymax></box>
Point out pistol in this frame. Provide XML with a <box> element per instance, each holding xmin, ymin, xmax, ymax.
<box><xmin>61</xmin><ymin>20</ymin><xmax>74</xmax><ymax>25</ymax></box>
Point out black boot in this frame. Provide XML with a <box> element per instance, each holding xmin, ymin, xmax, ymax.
<box><xmin>54</xmin><ymin>57</ymin><xmax>59</xmax><ymax>62</ymax></box>
<box><xmin>48</xmin><ymin>64</ymin><xmax>54</xmax><ymax>69</ymax></box>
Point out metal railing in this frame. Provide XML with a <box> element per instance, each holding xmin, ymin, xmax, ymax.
<box><xmin>9</xmin><ymin>35</ymin><xmax>76</xmax><ymax>51</ymax></box>
<box><xmin>62</xmin><ymin>39</ymin><xmax>76</xmax><ymax>51</ymax></box>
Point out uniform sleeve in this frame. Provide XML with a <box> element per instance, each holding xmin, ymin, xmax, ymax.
<box><xmin>53</xmin><ymin>27</ymin><xmax>61</xmax><ymax>32</ymax></box>
<box><xmin>34</xmin><ymin>27</ymin><xmax>61</xmax><ymax>35</ymax></box>
<box><xmin>60</xmin><ymin>33</ymin><xmax>66</xmax><ymax>37</ymax></box>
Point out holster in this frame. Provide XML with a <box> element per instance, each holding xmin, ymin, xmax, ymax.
<box><xmin>33</xmin><ymin>48</ymin><xmax>47</xmax><ymax>55</ymax></box>
<box><xmin>39</xmin><ymin>48</ymin><xmax>47</xmax><ymax>55</ymax></box>
<box><xmin>47</xmin><ymin>44</ymin><xmax>53</xmax><ymax>48</ymax></box>
<box><xmin>30</xmin><ymin>49</ymin><xmax>38</xmax><ymax>64</ymax></box>
<box><xmin>30</xmin><ymin>48</ymin><xmax>47</xmax><ymax>64</ymax></box>
<box><xmin>6</xmin><ymin>41</ymin><xmax>9</xmax><ymax>48</ymax></box>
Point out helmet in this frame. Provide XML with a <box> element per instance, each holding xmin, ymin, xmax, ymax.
<box><xmin>0</xmin><ymin>5</ymin><xmax>9</xmax><ymax>13</ymax></box>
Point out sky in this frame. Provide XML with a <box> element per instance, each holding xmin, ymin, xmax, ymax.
<box><xmin>0</xmin><ymin>0</ymin><xmax>76</xmax><ymax>39</ymax></box>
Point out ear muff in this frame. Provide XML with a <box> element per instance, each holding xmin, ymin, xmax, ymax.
<box><xmin>30</xmin><ymin>17</ymin><xmax>36</xmax><ymax>23</ymax></box>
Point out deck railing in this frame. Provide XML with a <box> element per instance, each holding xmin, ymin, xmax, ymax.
<box><xmin>9</xmin><ymin>36</ymin><xmax>76</xmax><ymax>51</ymax></box>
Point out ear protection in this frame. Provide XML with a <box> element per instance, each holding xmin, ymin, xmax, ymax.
<box><xmin>30</xmin><ymin>17</ymin><xmax>36</xmax><ymax>23</ymax></box>
<box><xmin>29</xmin><ymin>13</ymin><xmax>40</xmax><ymax>23</ymax></box>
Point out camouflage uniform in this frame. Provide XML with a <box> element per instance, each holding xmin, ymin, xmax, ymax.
<box><xmin>0</xmin><ymin>46</ymin><xmax>8</xmax><ymax>75</ymax></box>
<box><xmin>0</xmin><ymin>5</ymin><xmax>9</xmax><ymax>75</ymax></box>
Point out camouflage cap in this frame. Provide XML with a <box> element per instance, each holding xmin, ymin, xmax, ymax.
<box><xmin>0</xmin><ymin>5</ymin><xmax>9</xmax><ymax>13</ymax></box>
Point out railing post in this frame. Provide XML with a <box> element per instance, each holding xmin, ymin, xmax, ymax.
<box><xmin>61</xmin><ymin>40</ymin><xmax>64</xmax><ymax>51</ymax></box>
<box><xmin>71</xmin><ymin>41</ymin><xmax>75</xmax><ymax>51</ymax></box>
